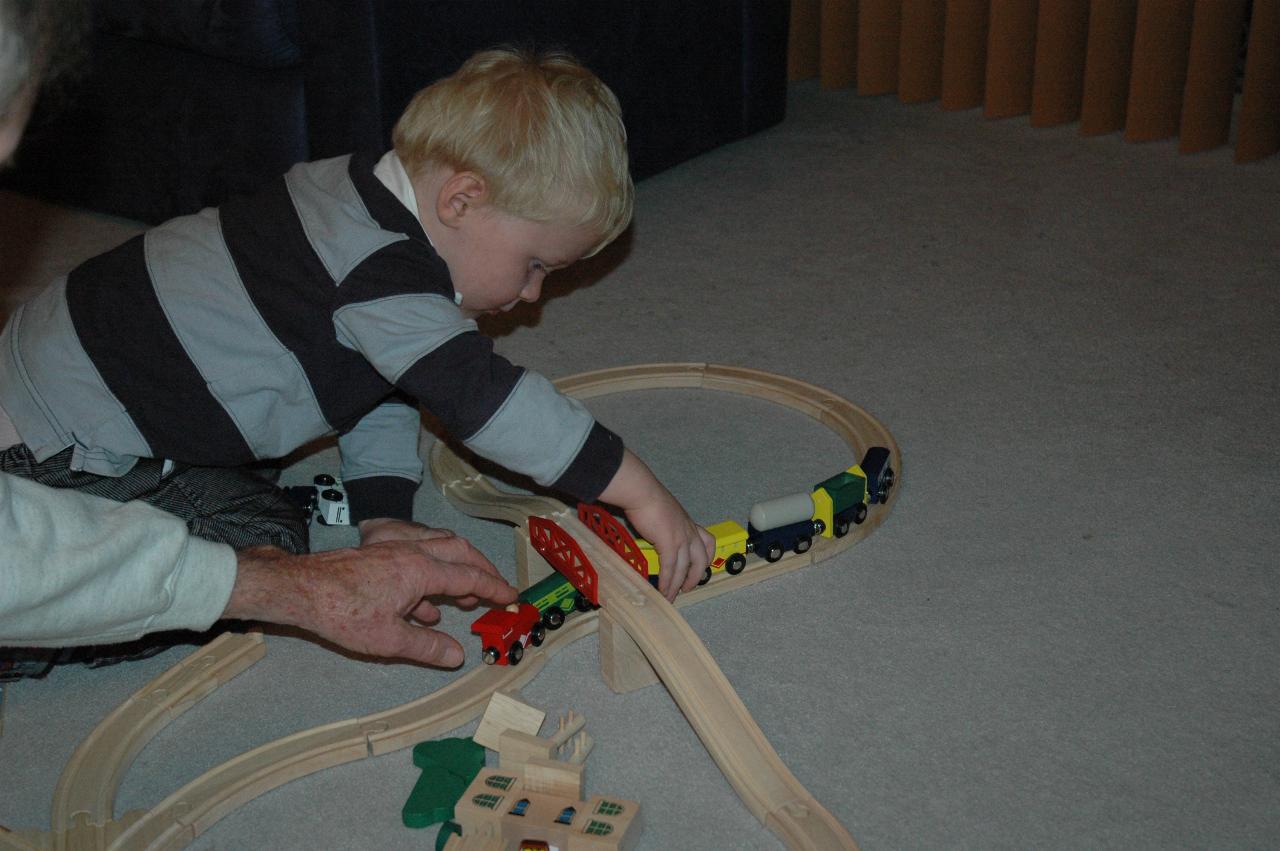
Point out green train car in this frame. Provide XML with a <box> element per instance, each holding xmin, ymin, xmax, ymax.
<box><xmin>810</xmin><ymin>445</ymin><xmax>895</xmax><ymax>538</ymax></box>
<box><xmin>518</xmin><ymin>572</ymin><xmax>591</xmax><ymax>630</ymax></box>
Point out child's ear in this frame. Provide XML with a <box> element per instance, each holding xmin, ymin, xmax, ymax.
<box><xmin>436</xmin><ymin>171</ymin><xmax>487</xmax><ymax>228</ymax></box>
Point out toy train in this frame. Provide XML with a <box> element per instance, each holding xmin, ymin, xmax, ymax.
<box><xmin>472</xmin><ymin>446</ymin><xmax>894</xmax><ymax>665</ymax></box>
<box><xmin>471</xmin><ymin>571</ymin><xmax>594</xmax><ymax>666</ymax></box>
<box><xmin>638</xmin><ymin>446</ymin><xmax>895</xmax><ymax>583</ymax></box>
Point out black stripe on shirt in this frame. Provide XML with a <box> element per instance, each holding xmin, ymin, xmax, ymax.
<box><xmin>551</xmin><ymin>421</ymin><xmax>625</xmax><ymax>503</ymax></box>
<box><xmin>65</xmin><ymin>235</ymin><xmax>256</xmax><ymax>465</ymax></box>
<box><xmin>394</xmin><ymin>333</ymin><xmax>524</xmax><ymax>442</ymax></box>
<box><xmin>334</xmin><ymin>238</ymin><xmax>454</xmax><ymax>309</ymax></box>
<box><xmin>219</xmin><ymin>177</ymin><xmax>394</xmax><ymax>433</ymax></box>
<box><xmin>348</xmin><ymin>150</ymin><xmax>433</xmax><ymax>241</ymax></box>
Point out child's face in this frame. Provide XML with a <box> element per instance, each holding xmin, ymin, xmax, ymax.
<box><xmin>445</xmin><ymin>205</ymin><xmax>599</xmax><ymax>318</ymax></box>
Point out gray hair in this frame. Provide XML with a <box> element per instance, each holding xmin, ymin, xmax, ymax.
<box><xmin>0</xmin><ymin>1</ymin><xmax>86</xmax><ymax>116</ymax></box>
<box><xmin>0</xmin><ymin>0</ymin><xmax>37</xmax><ymax>115</ymax></box>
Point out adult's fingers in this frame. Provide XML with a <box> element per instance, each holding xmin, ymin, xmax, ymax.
<box><xmin>401</xmin><ymin>548</ymin><xmax>517</xmax><ymax>604</ymax></box>
<box><xmin>412</xmin><ymin>535</ymin><xmax>507</xmax><ymax>580</ymax></box>
<box><xmin>388</xmin><ymin>623</ymin><xmax>466</xmax><ymax>668</ymax></box>
<box><xmin>407</xmin><ymin>598</ymin><xmax>442</xmax><ymax>626</ymax></box>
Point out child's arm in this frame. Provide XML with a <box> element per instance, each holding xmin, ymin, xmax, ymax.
<box><xmin>597</xmin><ymin>449</ymin><xmax>715</xmax><ymax>602</ymax></box>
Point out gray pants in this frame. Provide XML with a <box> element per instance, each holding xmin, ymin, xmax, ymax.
<box><xmin>0</xmin><ymin>445</ymin><xmax>309</xmax><ymax>554</ymax></box>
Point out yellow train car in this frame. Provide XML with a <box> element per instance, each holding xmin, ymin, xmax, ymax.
<box><xmin>637</xmin><ymin>520</ymin><xmax>749</xmax><ymax>586</ymax></box>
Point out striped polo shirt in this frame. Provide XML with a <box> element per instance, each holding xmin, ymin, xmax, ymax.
<box><xmin>0</xmin><ymin>152</ymin><xmax>623</xmax><ymax>521</ymax></box>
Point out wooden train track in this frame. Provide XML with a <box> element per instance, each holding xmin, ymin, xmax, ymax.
<box><xmin>433</xmin><ymin>363</ymin><xmax>899</xmax><ymax>850</ymax></box>
<box><xmin>4</xmin><ymin>363</ymin><xmax>899</xmax><ymax>851</ymax></box>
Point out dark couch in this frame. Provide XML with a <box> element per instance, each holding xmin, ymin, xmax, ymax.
<box><xmin>4</xmin><ymin>0</ymin><xmax>790</xmax><ymax>224</ymax></box>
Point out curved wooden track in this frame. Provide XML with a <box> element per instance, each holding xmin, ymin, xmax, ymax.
<box><xmin>56</xmin><ymin>633</ymin><xmax>266</xmax><ymax>844</ymax></box>
<box><xmin>12</xmin><ymin>363</ymin><xmax>899</xmax><ymax>851</ymax></box>
<box><xmin>433</xmin><ymin>363</ymin><xmax>900</xmax><ymax>850</ymax></box>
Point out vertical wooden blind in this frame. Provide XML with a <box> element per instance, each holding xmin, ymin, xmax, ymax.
<box><xmin>788</xmin><ymin>0</ymin><xmax>1280</xmax><ymax>163</ymax></box>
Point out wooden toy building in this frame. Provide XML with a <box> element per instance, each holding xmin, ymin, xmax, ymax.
<box><xmin>451</xmin><ymin>767</ymin><xmax>639</xmax><ymax>850</ymax></box>
<box><xmin>447</xmin><ymin>695</ymin><xmax>641</xmax><ymax>850</ymax></box>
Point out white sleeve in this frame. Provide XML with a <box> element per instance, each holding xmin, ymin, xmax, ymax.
<box><xmin>0</xmin><ymin>472</ymin><xmax>237</xmax><ymax>647</ymax></box>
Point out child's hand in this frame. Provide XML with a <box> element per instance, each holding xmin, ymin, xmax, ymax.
<box><xmin>358</xmin><ymin>517</ymin><xmax>456</xmax><ymax>547</ymax></box>
<box><xmin>598</xmin><ymin>449</ymin><xmax>714</xmax><ymax>602</ymax></box>
<box><xmin>626</xmin><ymin>497</ymin><xmax>716</xmax><ymax>602</ymax></box>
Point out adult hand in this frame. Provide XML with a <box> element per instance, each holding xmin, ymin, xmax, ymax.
<box><xmin>225</xmin><ymin>537</ymin><xmax>517</xmax><ymax>668</ymax></box>
<box><xmin>357</xmin><ymin>516</ymin><xmax>455</xmax><ymax>546</ymax></box>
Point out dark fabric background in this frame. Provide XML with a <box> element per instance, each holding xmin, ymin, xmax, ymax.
<box><xmin>2</xmin><ymin>0</ymin><xmax>790</xmax><ymax>224</ymax></box>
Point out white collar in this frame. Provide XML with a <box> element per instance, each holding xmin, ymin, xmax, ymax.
<box><xmin>372</xmin><ymin>150</ymin><xmax>459</xmax><ymax>304</ymax></box>
<box><xmin>373</xmin><ymin>150</ymin><xmax>427</xmax><ymax>235</ymax></box>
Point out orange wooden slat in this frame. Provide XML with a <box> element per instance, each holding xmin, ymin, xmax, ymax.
<box><xmin>1125</xmin><ymin>0</ymin><xmax>1195</xmax><ymax>142</ymax></box>
<box><xmin>900</xmin><ymin>0</ymin><xmax>947</xmax><ymax>103</ymax></box>
<box><xmin>1179</xmin><ymin>0</ymin><xmax>1248</xmax><ymax>153</ymax></box>
<box><xmin>1030</xmin><ymin>0</ymin><xmax>1091</xmax><ymax>126</ymax></box>
<box><xmin>1080</xmin><ymin>0</ymin><xmax>1139</xmax><ymax>135</ymax></box>
<box><xmin>790</xmin><ymin>0</ymin><xmax>822</xmax><ymax>81</ymax></box>
<box><xmin>941</xmin><ymin>0</ymin><xmax>991</xmax><ymax>109</ymax></box>
<box><xmin>858</xmin><ymin>0</ymin><xmax>903</xmax><ymax>95</ymax></box>
<box><xmin>1237</xmin><ymin>0</ymin><xmax>1280</xmax><ymax>162</ymax></box>
<box><xmin>984</xmin><ymin>0</ymin><xmax>1040</xmax><ymax>119</ymax></box>
<box><xmin>820</xmin><ymin>0</ymin><xmax>859</xmax><ymax>89</ymax></box>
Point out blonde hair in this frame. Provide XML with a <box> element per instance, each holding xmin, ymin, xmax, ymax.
<box><xmin>393</xmin><ymin>47</ymin><xmax>634</xmax><ymax>256</ymax></box>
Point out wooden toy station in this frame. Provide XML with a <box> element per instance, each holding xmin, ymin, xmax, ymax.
<box><xmin>0</xmin><ymin>363</ymin><xmax>901</xmax><ymax>851</ymax></box>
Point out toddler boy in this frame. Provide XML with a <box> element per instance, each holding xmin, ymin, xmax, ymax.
<box><xmin>0</xmin><ymin>48</ymin><xmax>713</xmax><ymax>601</ymax></box>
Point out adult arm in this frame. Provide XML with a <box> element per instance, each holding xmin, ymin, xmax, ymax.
<box><xmin>1</xmin><ymin>473</ymin><xmax>517</xmax><ymax>665</ymax></box>
<box><xmin>0</xmin><ymin>472</ymin><xmax>236</xmax><ymax>647</ymax></box>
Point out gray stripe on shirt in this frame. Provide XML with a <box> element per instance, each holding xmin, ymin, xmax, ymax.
<box><xmin>145</xmin><ymin>210</ymin><xmax>332</xmax><ymax>459</ymax></box>
<box><xmin>463</xmin><ymin>370</ymin><xmax>595</xmax><ymax>487</ymax></box>
<box><xmin>338</xmin><ymin>400</ymin><xmax>424</xmax><ymax>483</ymax></box>
<box><xmin>285</xmin><ymin>155</ymin><xmax>407</xmax><ymax>284</ymax></box>
<box><xmin>333</xmin><ymin>293</ymin><xmax>476</xmax><ymax>382</ymax></box>
<box><xmin>0</xmin><ymin>276</ymin><xmax>152</xmax><ymax>473</ymax></box>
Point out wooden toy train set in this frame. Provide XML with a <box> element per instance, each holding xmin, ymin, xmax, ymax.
<box><xmin>472</xmin><ymin>445</ymin><xmax>894</xmax><ymax>669</ymax></box>
<box><xmin>0</xmin><ymin>363</ymin><xmax>901</xmax><ymax>851</ymax></box>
